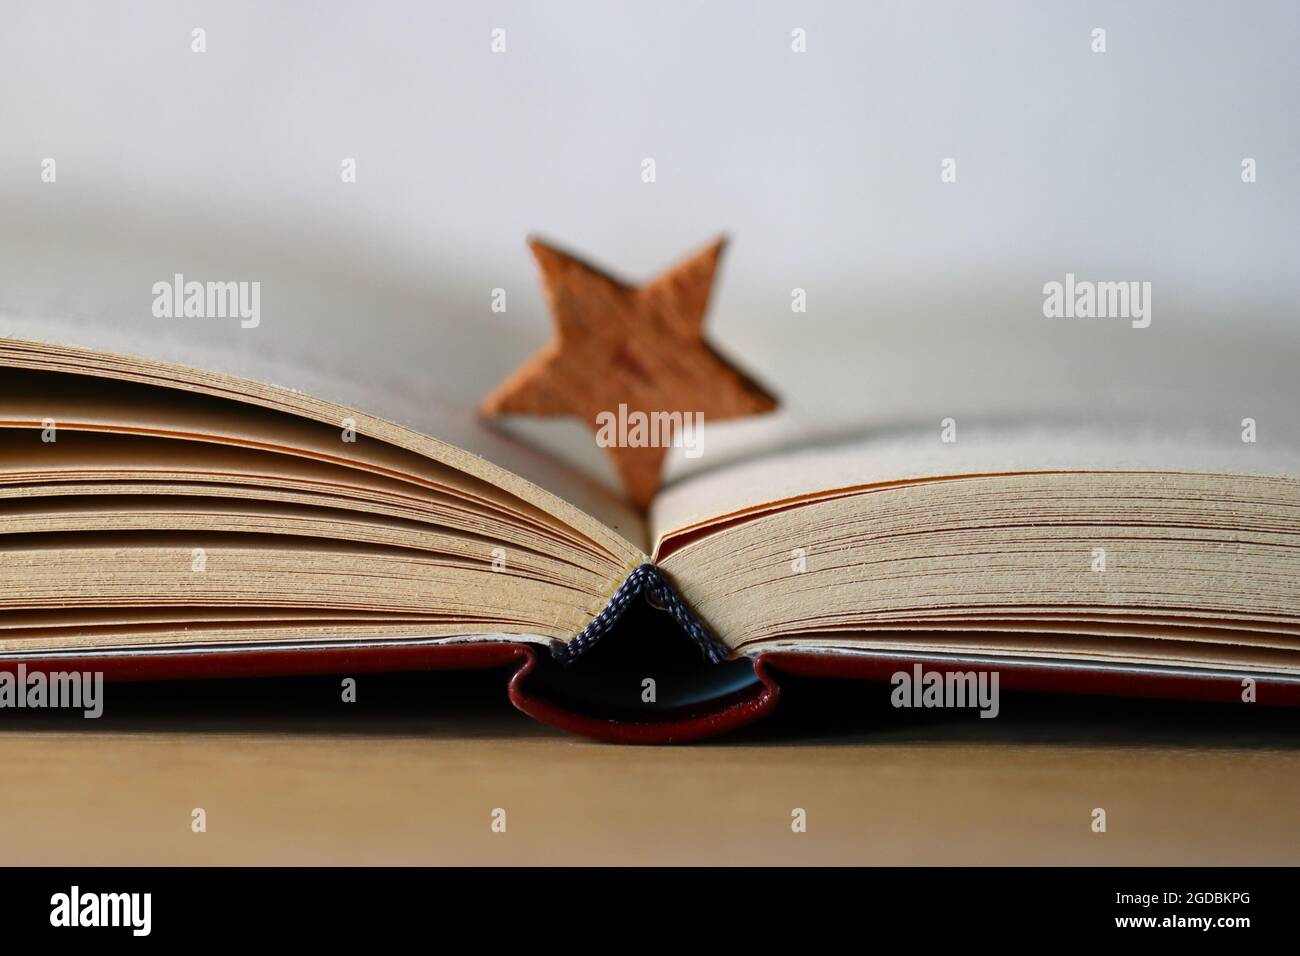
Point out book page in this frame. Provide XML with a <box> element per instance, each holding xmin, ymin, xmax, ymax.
<box><xmin>0</xmin><ymin>317</ymin><xmax>648</xmax><ymax>555</ymax></box>
<box><xmin>651</xmin><ymin>418</ymin><xmax>1300</xmax><ymax>551</ymax></box>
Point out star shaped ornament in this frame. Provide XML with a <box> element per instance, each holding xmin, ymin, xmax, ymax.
<box><xmin>480</xmin><ymin>237</ymin><xmax>778</xmax><ymax>509</ymax></box>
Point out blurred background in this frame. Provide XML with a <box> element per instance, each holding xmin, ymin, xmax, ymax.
<box><xmin>2</xmin><ymin>0</ymin><xmax>1298</xmax><ymax>482</ymax></box>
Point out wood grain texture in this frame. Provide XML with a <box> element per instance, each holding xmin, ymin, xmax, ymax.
<box><xmin>480</xmin><ymin>237</ymin><xmax>778</xmax><ymax>509</ymax></box>
<box><xmin>1</xmin><ymin>675</ymin><xmax>1298</xmax><ymax>865</ymax></box>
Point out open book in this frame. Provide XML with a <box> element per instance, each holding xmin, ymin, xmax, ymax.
<box><xmin>3</xmin><ymin>328</ymin><xmax>1300</xmax><ymax>741</ymax></box>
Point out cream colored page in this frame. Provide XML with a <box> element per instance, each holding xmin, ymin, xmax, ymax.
<box><xmin>0</xmin><ymin>318</ymin><xmax>647</xmax><ymax>556</ymax></box>
<box><xmin>650</xmin><ymin>421</ymin><xmax>1300</xmax><ymax>549</ymax></box>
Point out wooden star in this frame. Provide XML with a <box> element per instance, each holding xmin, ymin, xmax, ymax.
<box><xmin>480</xmin><ymin>236</ymin><xmax>778</xmax><ymax>509</ymax></box>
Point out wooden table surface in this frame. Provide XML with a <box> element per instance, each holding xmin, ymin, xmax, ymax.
<box><xmin>2</xmin><ymin>669</ymin><xmax>1298</xmax><ymax>866</ymax></box>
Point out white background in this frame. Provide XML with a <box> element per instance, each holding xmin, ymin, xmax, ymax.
<box><xmin>2</xmin><ymin>1</ymin><xmax>1297</xmax><ymax>484</ymax></box>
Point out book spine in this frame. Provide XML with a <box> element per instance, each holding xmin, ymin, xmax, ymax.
<box><xmin>552</xmin><ymin>564</ymin><xmax>729</xmax><ymax>665</ymax></box>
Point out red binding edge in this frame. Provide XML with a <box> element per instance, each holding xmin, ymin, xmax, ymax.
<box><xmin>755</xmin><ymin>651</ymin><xmax>1300</xmax><ymax>707</ymax></box>
<box><xmin>0</xmin><ymin>642</ymin><xmax>782</xmax><ymax>744</ymax></box>
<box><xmin>3</xmin><ymin>644</ymin><xmax>1296</xmax><ymax>743</ymax></box>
